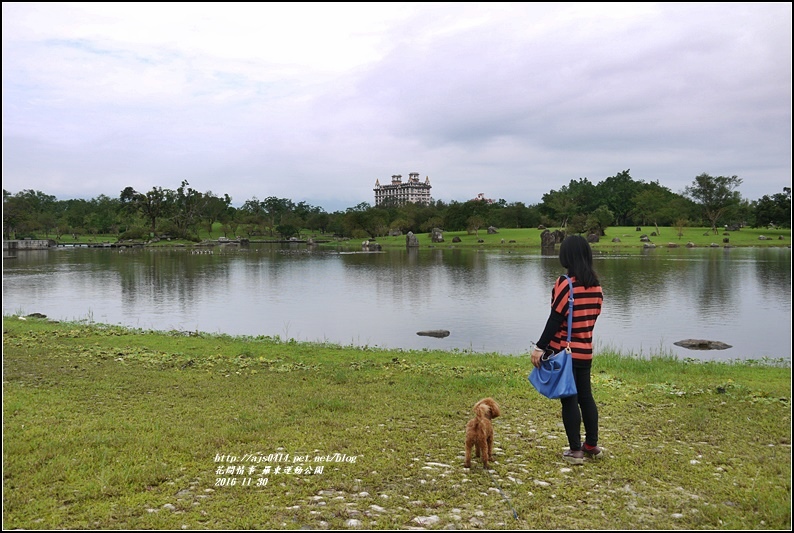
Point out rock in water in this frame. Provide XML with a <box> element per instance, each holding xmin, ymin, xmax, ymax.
<box><xmin>416</xmin><ymin>330</ymin><xmax>450</xmax><ymax>338</ymax></box>
<box><xmin>674</xmin><ymin>339</ymin><xmax>732</xmax><ymax>350</ymax></box>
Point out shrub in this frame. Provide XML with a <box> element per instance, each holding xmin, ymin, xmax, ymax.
<box><xmin>118</xmin><ymin>227</ymin><xmax>149</xmax><ymax>240</ymax></box>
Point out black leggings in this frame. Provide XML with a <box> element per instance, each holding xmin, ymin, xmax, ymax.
<box><xmin>560</xmin><ymin>359</ymin><xmax>599</xmax><ymax>450</ymax></box>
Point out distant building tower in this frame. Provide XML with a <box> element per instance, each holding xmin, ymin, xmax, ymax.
<box><xmin>374</xmin><ymin>172</ymin><xmax>432</xmax><ymax>206</ymax></box>
<box><xmin>471</xmin><ymin>192</ymin><xmax>494</xmax><ymax>204</ymax></box>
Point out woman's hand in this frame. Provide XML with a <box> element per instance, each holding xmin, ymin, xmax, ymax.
<box><xmin>531</xmin><ymin>347</ymin><xmax>544</xmax><ymax>368</ymax></box>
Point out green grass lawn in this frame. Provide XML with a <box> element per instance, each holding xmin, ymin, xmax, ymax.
<box><xmin>360</xmin><ymin>226</ymin><xmax>791</xmax><ymax>251</ymax></box>
<box><xmin>3</xmin><ymin>317</ymin><xmax>790</xmax><ymax>530</ymax></box>
<box><xmin>24</xmin><ymin>225</ymin><xmax>791</xmax><ymax>251</ymax></box>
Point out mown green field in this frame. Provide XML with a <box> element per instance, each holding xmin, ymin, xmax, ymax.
<box><xmin>3</xmin><ymin>317</ymin><xmax>790</xmax><ymax>530</ymax></box>
<box><xmin>357</xmin><ymin>226</ymin><xmax>791</xmax><ymax>251</ymax></box>
<box><xmin>27</xmin><ymin>225</ymin><xmax>791</xmax><ymax>251</ymax></box>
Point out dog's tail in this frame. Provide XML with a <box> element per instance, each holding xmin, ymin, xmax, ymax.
<box><xmin>474</xmin><ymin>398</ymin><xmax>500</xmax><ymax>419</ymax></box>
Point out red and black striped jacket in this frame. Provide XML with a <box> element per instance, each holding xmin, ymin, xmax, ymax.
<box><xmin>547</xmin><ymin>275</ymin><xmax>603</xmax><ymax>361</ymax></box>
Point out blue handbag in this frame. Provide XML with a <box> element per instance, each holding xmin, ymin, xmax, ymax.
<box><xmin>528</xmin><ymin>275</ymin><xmax>578</xmax><ymax>399</ymax></box>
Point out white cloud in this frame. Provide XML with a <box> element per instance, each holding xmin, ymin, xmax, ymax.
<box><xmin>2</xmin><ymin>2</ymin><xmax>791</xmax><ymax>211</ymax></box>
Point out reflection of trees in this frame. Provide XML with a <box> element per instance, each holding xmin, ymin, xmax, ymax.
<box><xmin>118</xmin><ymin>249</ymin><xmax>229</xmax><ymax>311</ymax></box>
<box><xmin>595</xmin><ymin>249</ymin><xmax>753</xmax><ymax>320</ymax></box>
<box><xmin>340</xmin><ymin>248</ymin><xmax>489</xmax><ymax>310</ymax></box>
<box><xmin>443</xmin><ymin>249</ymin><xmax>488</xmax><ymax>293</ymax></box>
<box><xmin>751</xmin><ymin>248</ymin><xmax>792</xmax><ymax>306</ymax></box>
<box><xmin>600</xmin><ymin>254</ymin><xmax>682</xmax><ymax>308</ymax></box>
<box><xmin>694</xmin><ymin>250</ymin><xmax>736</xmax><ymax>314</ymax></box>
<box><xmin>5</xmin><ymin>245</ymin><xmax>790</xmax><ymax>359</ymax></box>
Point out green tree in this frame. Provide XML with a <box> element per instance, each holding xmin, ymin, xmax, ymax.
<box><xmin>62</xmin><ymin>199</ymin><xmax>92</xmax><ymax>238</ymax></box>
<box><xmin>753</xmin><ymin>187</ymin><xmax>791</xmax><ymax>228</ymax></box>
<box><xmin>724</xmin><ymin>199</ymin><xmax>753</xmax><ymax>229</ymax></box>
<box><xmin>419</xmin><ymin>216</ymin><xmax>444</xmax><ymax>233</ymax></box>
<box><xmin>568</xmin><ymin>213</ymin><xmax>588</xmax><ymax>234</ymax></box>
<box><xmin>238</xmin><ymin>196</ymin><xmax>267</xmax><ymax>235</ymax></box>
<box><xmin>2</xmin><ymin>189</ymin><xmax>57</xmax><ymax>238</ymax></box>
<box><xmin>276</xmin><ymin>211</ymin><xmax>304</xmax><ymax>239</ymax></box>
<box><xmin>597</xmin><ymin>170</ymin><xmax>643</xmax><ymax>226</ymax></box>
<box><xmin>443</xmin><ymin>199</ymin><xmax>492</xmax><ymax>232</ymax></box>
<box><xmin>294</xmin><ymin>201</ymin><xmax>321</xmax><ymax>222</ymax></box>
<box><xmin>89</xmin><ymin>194</ymin><xmax>122</xmax><ymax>235</ymax></box>
<box><xmin>341</xmin><ymin>202</ymin><xmax>373</xmax><ymax>236</ymax></box>
<box><xmin>398</xmin><ymin>200</ymin><xmax>443</xmax><ymax>232</ymax></box>
<box><xmin>221</xmin><ymin>220</ymin><xmax>240</xmax><ymax>238</ymax></box>
<box><xmin>586</xmin><ymin>205</ymin><xmax>614</xmax><ymax>236</ymax></box>
<box><xmin>442</xmin><ymin>201</ymin><xmax>468</xmax><ymax>231</ymax></box>
<box><xmin>541</xmin><ymin>181</ymin><xmax>587</xmax><ymax>228</ymax></box>
<box><xmin>630</xmin><ymin>182</ymin><xmax>671</xmax><ymax>232</ymax></box>
<box><xmin>172</xmin><ymin>181</ymin><xmax>206</xmax><ymax>238</ymax></box>
<box><xmin>674</xmin><ymin>218</ymin><xmax>688</xmax><ymax>240</ymax></box>
<box><xmin>306</xmin><ymin>212</ymin><xmax>330</xmax><ymax>233</ymax></box>
<box><xmin>262</xmin><ymin>197</ymin><xmax>295</xmax><ymax>237</ymax></box>
<box><xmin>490</xmin><ymin>201</ymin><xmax>540</xmax><ymax>229</ymax></box>
<box><xmin>3</xmin><ymin>190</ymin><xmax>26</xmax><ymax>239</ymax></box>
<box><xmin>366</xmin><ymin>211</ymin><xmax>389</xmax><ymax>238</ymax></box>
<box><xmin>120</xmin><ymin>186</ymin><xmax>175</xmax><ymax>235</ymax></box>
<box><xmin>683</xmin><ymin>173</ymin><xmax>743</xmax><ymax>234</ymax></box>
<box><xmin>389</xmin><ymin>217</ymin><xmax>410</xmax><ymax>234</ymax></box>
<box><xmin>201</xmin><ymin>191</ymin><xmax>232</xmax><ymax>237</ymax></box>
<box><xmin>467</xmin><ymin>215</ymin><xmax>486</xmax><ymax>236</ymax></box>
<box><xmin>630</xmin><ymin>181</ymin><xmax>698</xmax><ymax>232</ymax></box>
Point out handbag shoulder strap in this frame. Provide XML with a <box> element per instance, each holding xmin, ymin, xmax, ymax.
<box><xmin>564</xmin><ymin>275</ymin><xmax>574</xmax><ymax>348</ymax></box>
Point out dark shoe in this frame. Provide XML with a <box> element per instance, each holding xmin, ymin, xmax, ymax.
<box><xmin>582</xmin><ymin>443</ymin><xmax>603</xmax><ymax>458</ymax></box>
<box><xmin>563</xmin><ymin>449</ymin><xmax>584</xmax><ymax>465</ymax></box>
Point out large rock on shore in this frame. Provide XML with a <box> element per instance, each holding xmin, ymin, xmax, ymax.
<box><xmin>540</xmin><ymin>229</ymin><xmax>565</xmax><ymax>248</ymax></box>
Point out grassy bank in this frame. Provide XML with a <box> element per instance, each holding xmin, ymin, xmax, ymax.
<box><xmin>354</xmin><ymin>226</ymin><xmax>791</xmax><ymax>251</ymax></box>
<box><xmin>3</xmin><ymin>317</ymin><xmax>791</xmax><ymax>530</ymax></box>
<box><xmin>22</xmin><ymin>225</ymin><xmax>791</xmax><ymax>251</ymax></box>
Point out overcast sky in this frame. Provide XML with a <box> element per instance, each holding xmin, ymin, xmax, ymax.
<box><xmin>2</xmin><ymin>2</ymin><xmax>791</xmax><ymax>212</ymax></box>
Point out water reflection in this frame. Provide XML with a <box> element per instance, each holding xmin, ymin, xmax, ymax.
<box><xmin>2</xmin><ymin>245</ymin><xmax>790</xmax><ymax>361</ymax></box>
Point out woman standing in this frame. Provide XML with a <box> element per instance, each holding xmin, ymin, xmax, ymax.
<box><xmin>531</xmin><ymin>235</ymin><xmax>604</xmax><ymax>465</ymax></box>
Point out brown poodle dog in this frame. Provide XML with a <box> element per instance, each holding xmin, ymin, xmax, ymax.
<box><xmin>464</xmin><ymin>398</ymin><xmax>501</xmax><ymax>469</ymax></box>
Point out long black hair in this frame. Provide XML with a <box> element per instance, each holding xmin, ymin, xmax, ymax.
<box><xmin>559</xmin><ymin>235</ymin><xmax>600</xmax><ymax>288</ymax></box>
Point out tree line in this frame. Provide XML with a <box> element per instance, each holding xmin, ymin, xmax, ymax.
<box><xmin>3</xmin><ymin>171</ymin><xmax>790</xmax><ymax>242</ymax></box>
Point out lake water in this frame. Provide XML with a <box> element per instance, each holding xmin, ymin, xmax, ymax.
<box><xmin>2</xmin><ymin>244</ymin><xmax>791</xmax><ymax>362</ymax></box>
